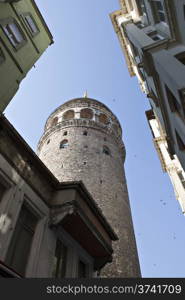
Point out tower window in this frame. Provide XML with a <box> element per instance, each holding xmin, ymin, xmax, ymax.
<box><xmin>47</xmin><ymin>139</ymin><xmax>50</xmax><ymax>144</ymax></box>
<box><xmin>103</xmin><ymin>146</ymin><xmax>111</xmax><ymax>156</ymax></box>
<box><xmin>51</xmin><ymin>117</ymin><xmax>58</xmax><ymax>127</ymax></box>
<box><xmin>63</xmin><ymin>131</ymin><xmax>67</xmax><ymax>136</ymax></box>
<box><xmin>83</xmin><ymin>131</ymin><xmax>87</xmax><ymax>136</ymax></box>
<box><xmin>99</xmin><ymin>113</ymin><xmax>109</xmax><ymax>125</ymax></box>
<box><xmin>60</xmin><ymin>139</ymin><xmax>68</xmax><ymax>149</ymax></box>
<box><xmin>63</xmin><ymin>110</ymin><xmax>75</xmax><ymax>120</ymax></box>
<box><xmin>80</xmin><ymin>108</ymin><xmax>93</xmax><ymax>119</ymax></box>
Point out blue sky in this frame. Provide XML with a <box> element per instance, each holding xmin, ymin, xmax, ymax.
<box><xmin>5</xmin><ymin>0</ymin><xmax>185</xmax><ymax>277</ymax></box>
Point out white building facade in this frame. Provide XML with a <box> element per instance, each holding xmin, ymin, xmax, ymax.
<box><xmin>110</xmin><ymin>0</ymin><xmax>185</xmax><ymax>214</ymax></box>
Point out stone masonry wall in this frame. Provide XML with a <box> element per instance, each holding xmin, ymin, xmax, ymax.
<box><xmin>38</xmin><ymin>98</ymin><xmax>141</xmax><ymax>277</ymax></box>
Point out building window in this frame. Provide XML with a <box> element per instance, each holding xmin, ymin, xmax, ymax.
<box><xmin>177</xmin><ymin>171</ymin><xmax>185</xmax><ymax>189</ymax></box>
<box><xmin>2</xmin><ymin>19</ymin><xmax>26</xmax><ymax>49</ymax></box>
<box><xmin>165</xmin><ymin>85</ymin><xmax>182</xmax><ymax>116</ymax></box>
<box><xmin>175</xmin><ymin>130</ymin><xmax>185</xmax><ymax>151</ymax></box>
<box><xmin>78</xmin><ymin>260</ymin><xmax>88</xmax><ymax>278</ymax></box>
<box><xmin>51</xmin><ymin>117</ymin><xmax>58</xmax><ymax>127</ymax></box>
<box><xmin>52</xmin><ymin>239</ymin><xmax>67</xmax><ymax>278</ymax></box>
<box><xmin>47</xmin><ymin>139</ymin><xmax>50</xmax><ymax>144</ymax></box>
<box><xmin>137</xmin><ymin>0</ymin><xmax>147</xmax><ymax>17</ymax></box>
<box><xmin>0</xmin><ymin>47</ymin><xmax>5</xmax><ymax>64</ymax></box>
<box><xmin>60</xmin><ymin>139</ymin><xmax>68</xmax><ymax>149</ymax></box>
<box><xmin>0</xmin><ymin>181</ymin><xmax>6</xmax><ymax>204</ymax></box>
<box><xmin>83</xmin><ymin>131</ymin><xmax>87</xmax><ymax>136</ymax></box>
<box><xmin>23</xmin><ymin>14</ymin><xmax>39</xmax><ymax>36</ymax></box>
<box><xmin>63</xmin><ymin>131</ymin><xmax>67</xmax><ymax>136</ymax></box>
<box><xmin>103</xmin><ymin>146</ymin><xmax>111</xmax><ymax>156</ymax></box>
<box><xmin>5</xmin><ymin>203</ymin><xmax>38</xmax><ymax>276</ymax></box>
<box><xmin>175</xmin><ymin>52</ymin><xmax>185</xmax><ymax>65</ymax></box>
<box><xmin>63</xmin><ymin>110</ymin><xmax>75</xmax><ymax>120</ymax></box>
<box><xmin>148</xmin><ymin>90</ymin><xmax>159</xmax><ymax>106</ymax></box>
<box><xmin>148</xmin><ymin>31</ymin><xmax>164</xmax><ymax>41</ymax></box>
<box><xmin>80</xmin><ymin>108</ymin><xmax>93</xmax><ymax>119</ymax></box>
<box><xmin>152</xmin><ymin>0</ymin><xmax>166</xmax><ymax>23</ymax></box>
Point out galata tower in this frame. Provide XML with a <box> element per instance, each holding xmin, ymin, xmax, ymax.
<box><xmin>37</xmin><ymin>95</ymin><xmax>141</xmax><ymax>277</ymax></box>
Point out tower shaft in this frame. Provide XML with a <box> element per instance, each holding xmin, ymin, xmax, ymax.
<box><xmin>38</xmin><ymin>97</ymin><xmax>141</xmax><ymax>277</ymax></box>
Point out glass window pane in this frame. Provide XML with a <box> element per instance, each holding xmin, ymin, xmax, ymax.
<box><xmin>52</xmin><ymin>239</ymin><xmax>67</xmax><ymax>278</ymax></box>
<box><xmin>0</xmin><ymin>182</ymin><xmax>6</xmax><ymax>202</ymax></box>
<box><xmin>158</xmin><ymin>12</ymin><xmax>165</xmax><ymax>22</ymax></box>
<box><xmin>156</xmin><ymin>1</ymin><xmax>163</xmax><ymax>11</ymax></box>
<box><xmin>78</xmin><ymin>260</ymin><xmax>87</xmax><ymax>278</ymax></box>
<box><xmin>25</xmin><ymin>15</ymin><xmax>38</xmax><ymax>34</ymax></box>
<box><xmin>5</xmin><ymin>204</ymin><xmax>38</xmax><ymax>276</ymax></box>
<box><xmin>9</xmin><ymin>23</ymin><xmax>23</xmax><ymax>43</ymax></box>
<box><xmin>3</xmin><ymin>25</ymin><xmax>17</xmax><ymax>46</ymax></box>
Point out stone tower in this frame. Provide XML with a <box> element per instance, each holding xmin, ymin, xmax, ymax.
<box><xmin>37</xmin><ymin>96</ymin><xmax>141</xmax><ymax>277</ymax></box>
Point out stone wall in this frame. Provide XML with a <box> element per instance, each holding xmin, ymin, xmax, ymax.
<box><xmin>38</xmin><ymin>97</ymin><xmax>141</xmax><ymax>277</ymax></box>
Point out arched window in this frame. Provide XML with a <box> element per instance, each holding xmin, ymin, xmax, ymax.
<box><xmin>60</xmin><ymin>139</ymin><xmax>68</xmax><ymax>149</ymax></box>
<box><xmin>63</xmin><ymin>110</ymin><xmax>75</xmax><ymax>120</ymax></box>
<box><xmin>51</xmin><ymin>117</ymin><xmax>58</xmax><ymax>127</ymax></box>
<box><xmin>103</xmin><ymin>145</ymin><xmax>111</xmax><ymax>156</ymax></box>
<box><xmin>63</xmin><ymin>131</ymin><xmax>67</xmax><ymax>136</ymax></box>
<box><xmin>83</xmin><ymin>131</ymin><xmax>87</xmax><ymax>136</ymax></box>
<box><xmin>99</xmin><ymin>113</ymin><xmax>109</xmax><ymax>125</ymax></box>
<box><xmin>80</xmin><ymin>108</ymin><xmax>93</xmax><ymax>119</ymax></box>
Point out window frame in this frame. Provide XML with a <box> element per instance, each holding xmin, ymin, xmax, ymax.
<box><xmin>5</xmin><ymin>202</ymin><xmax>39</xmax><ymax>276</ymax></box>
<box><xmin>80</xmin><ymin>108</ymin><xmax>93</xmax><ymax>120</ymax></box>
<box><xmin>148</xmin><ymin>31</ymin><xmax>164</xmax><ymax>41</ymax></box>
<box><xmin>175</xmin><ymin>130</ymin><xmax>185</xmax><ymax>151</ymax></box>
<box><xmin>22</xmin><ymin>13</ymin><xmax>39</xmax><ymax>37</ymax></box>
<box><xmin>78</xmin><ymin>258</ymin><xmax>89</xmax><ymax>278</ymax></box>
<box><xmin>137</xmin><ymin>0</ymin><xmax>147</xmax><ymax>16</ymax></box>
<box><xmin>177</xmin><ymin>170</ymin><xmax>185</xmax><ymax>189</ymax></box>
<box><xmin>0</xmin><ymin>46</ymin><xmax>5</xmax><ymax>65</ymax></box>
<box><xmin>151</xmin><ymin>0</ymin><xmax>166</xmax><ymax>24</ymax></box>
<box><xmin>175</xmin><ymin>52</ymin><xmax>185</xmax><ymax>66</ymax></box>
<box><xmin>165</xmin><ymin>85</ymin><xmax>182</xmax><ymax>117</ymax></box>
<box><xmin>102</xmin><ymin>145</ymin><xmax>111</xmax><ymax>156</ymax></box>
<box><xmin>0</xmin><ymin>17</ymin><xmax>27</xmax><ymax>50</ymax></box>
<box><xmin>52</xmin><ymin>239</ymin><xmax>68</xmax><ymax>278</ymax></box>
<box><xmin>60</xmin><ymin>139</ymin><xmax>69</xmax><ymax>149</ymax></box>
